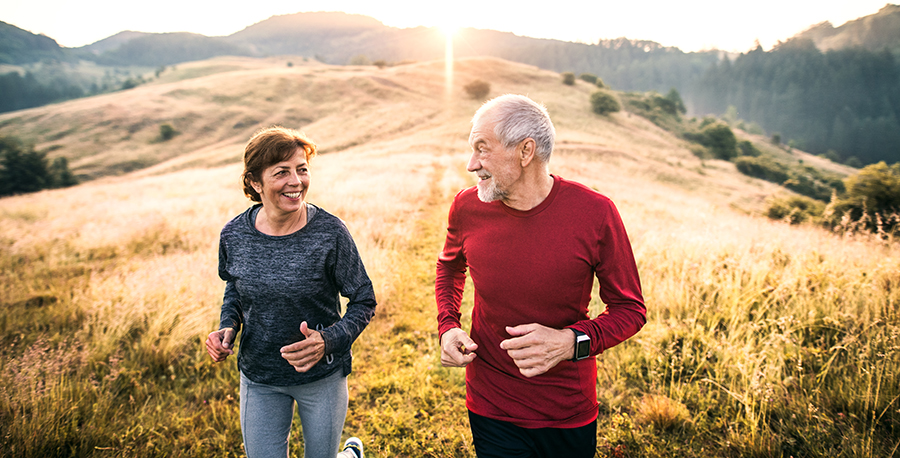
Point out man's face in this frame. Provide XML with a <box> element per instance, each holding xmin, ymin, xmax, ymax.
<box><xmin>467</xmin><ymin>118</ymin><xmax>520</xmax><ymax>203</ymax></box>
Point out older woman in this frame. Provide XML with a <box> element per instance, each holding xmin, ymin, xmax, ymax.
<box><xmin>206</xmin><ymin>126</ymin><xmax>375</xmax><ymax>458</ymax></box>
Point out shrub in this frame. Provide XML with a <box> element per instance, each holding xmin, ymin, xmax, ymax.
<box><xmin>595</xmin><ymin>77</ymin><xmax>606</xmax><ymax>89</ymax></box>
<box><xmin>734</xmin><ymin>156</ymin><xmax>790</xmax><ymax>183</ymax></box>
<box><xmin>579</xmin><ymin>73</ymin><xmax>598</xmax><ymax>85</ymax></box>
<box><xmin>590</xmin><ymin>90</ymin><xmax>621</xmax><ymax>115</ymax></box>
<box><xmin>561</xmin><ymin>72</ymin><xmax>576</xmax><ymax>86</ymax></box>
<box><xmin>463</xmin><ymin>80</ymin><xmax>491</xmax><ymax>100</ymax></box>
<box><xmin>120</xmin><ymin>78</ymin><xmax>140</xmax><ymax>90</ymax></box>
<box><xmin>826</xmin><ymin>162</ymin><xmax>900</xmax><ymax>234</ymax></box>
<box><xmin>698</xmin><ymin>122</ymin><xmax>737</xmax><ymax>160</ymax></box>
<box><xmin>737</xmin><ymin>140</ymin><xmax>762</xmax><ymax>157</ymax></box>
<box><xmin>767</xmin><ymin>195</ymin><xmax>825</xmax><ymax>224</ymax></box>
<box><xmin>158</xmin><ymin>124</ymin><xmax>178</xmax><ymax>142</ymax></box>
<box><xmin>348</xmin><ymin>55</ymin><xmax>371</xmax><ymax>66</ymax></box>
<box><xmin>650</xmin><ymin>93</ymin><xmax>679</xmax><ymax>116</ymax></box>
<box><xmin>845</xmin><ymin>156</ymin><xmax>862</xmax><ymax>168</ymax></box>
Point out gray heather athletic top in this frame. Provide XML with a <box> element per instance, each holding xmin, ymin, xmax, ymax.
<box><xmin>217</xmin><ymin>203</ymin><xmax>377</xmax><ymax>386</ymax></box>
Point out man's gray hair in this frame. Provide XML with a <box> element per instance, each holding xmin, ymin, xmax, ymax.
<box><xmin>473</xmin><ymin>94</ymin><xmax>556</xmax><ymax>163</ymax></box>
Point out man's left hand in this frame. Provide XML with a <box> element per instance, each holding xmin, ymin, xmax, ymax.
<box><xmin>500</xmin><ymin>323</ymin><xmax>576</xmax><ymax>378</ymax></box>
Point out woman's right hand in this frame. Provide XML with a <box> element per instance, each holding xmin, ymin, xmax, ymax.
<box><xmin>206</xmin><ymin>328</ymin><xmax>236</xmax><ymax>362</ymax></box>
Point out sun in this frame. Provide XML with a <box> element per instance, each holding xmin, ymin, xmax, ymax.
<box><xmin>438</xmin><ymin>21</ymin><xmax>459</xmax><ymax>39</ymax></box>
<box><xmin>434</xmin><ymin>12</ymin><xmax>461</xmax><ymax>39</ymax></box>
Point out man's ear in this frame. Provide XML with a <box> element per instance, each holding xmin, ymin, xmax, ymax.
<box><xmin>518</xmin><ymin>138</ymin><xmax>537</xmax><ymax>167</ymax></box>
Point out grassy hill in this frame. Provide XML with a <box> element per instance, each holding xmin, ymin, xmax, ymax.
<box><xmin>0</xmin><ymin>55</ymin><xmax>792</xmax><ymax>207</ymax></box>
<box><xmin>1</xmin><ymin>57</ymin><xmax>897</xmax><ymax>457</ymax></box>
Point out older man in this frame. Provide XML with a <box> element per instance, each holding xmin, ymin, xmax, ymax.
<box><xmin>435</xmin><ymin>94</ymin><xmax>646</xmax><ymax>458</ymax></box>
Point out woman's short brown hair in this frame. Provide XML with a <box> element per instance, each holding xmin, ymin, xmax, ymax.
<box><xmin>242</xmin><ymin>126</ymin><xmax>318</xmax><ymax>202</ymax></box>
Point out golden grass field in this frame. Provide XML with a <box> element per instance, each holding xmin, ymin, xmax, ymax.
<box><xmin>0</xmin><ymin>56</ymin><xmax>898</xmax><ymax>457</ymax></box>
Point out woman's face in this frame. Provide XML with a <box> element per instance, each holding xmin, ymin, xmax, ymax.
<box><xmin>251</xmin><ymin>147</ymin><xmax>310</xmax><ymax>216</ymax></box>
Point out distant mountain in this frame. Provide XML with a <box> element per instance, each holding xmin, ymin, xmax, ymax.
<box><xmin>791</xmin><ymin>4</ymin><xmax>900</xmax><ymax>55</ymax></box>
<box><xmin>227</xmin><ymin>11</ymin><xmax>388</xmax><ymax>58</ymax></box>
<box><xmin>0</xmin><ymin>20</ymin><xmax>65</xmax><ymax>64</ymax></box>
<box><xmin>79</xmin><ymin>31</ymin><xmax>154</xmax><ymax>55</ymax></box>
<box><xmin>91</xmin><ymin>32</ymin><xmax>255</xmax><ymax>67</ymax></box>
<box><xmin>220</xmin><ymin>12</ymin><xmax>719</xmax><ymax>96</ymax></box>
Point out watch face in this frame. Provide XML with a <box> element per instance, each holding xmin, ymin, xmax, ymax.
<box><xmin>576</xmin><ymin>336</ymin><xmax>590</xmax><ymax>359</ymax></box>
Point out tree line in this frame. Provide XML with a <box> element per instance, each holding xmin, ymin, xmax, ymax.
<box><xmin>689</xmin><ymin>39</ymin><xmax>900</xmax><ymax>166</ymax></box>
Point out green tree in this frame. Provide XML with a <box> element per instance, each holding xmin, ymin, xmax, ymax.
<box><xmin>665</xmin><ymin>88</ymin><xmax>686</xmax><ymax>114</ymax></box>
<box><xmin>561</xmin><ymin>72</ymin><xmax>576</xmax><ymax>85</ymax></box>
<box><xmin>48</xmin><ymin>156</ymin><xmax>77</xmax><ymax>187</ymax></box>
<box><xmin>590</xmin><ymin>90</ymin><xmax>621</xmax><ymax>115</ymax></box>
<box><xmin>0</xmin><ymin>136</ymin><xmax>78</xmax><ymax>196</ymax></box>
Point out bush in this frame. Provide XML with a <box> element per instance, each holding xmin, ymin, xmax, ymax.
<box><xmin>463</xmin><ymin>80</ymin><xmax>491</xmax><ymax>100</ymax></box>
<box><xmin>590</xmin><ymin>90</ymin><xmax>621</xmax><ymax>115</ymax></box>
<box><xmin>697</xmin><ymin>122</ymin><xmax>737</xmax><ymax>160</ymax></box>
<box><xmin>845</xmin><ymin>156</ymin><xmax>862</xmax><ymax>168</ymax></box>
<box><xmin>579</xmin><ymin>73</ymin><xmax>598</xmax><ymax>85</ymax></box>
<box><xmin>348</xmin><ymin>55</ymin><xmax>371</xmax><ymax>66</ymax></box>
<box><xmin>561</xmin><ymin>72</ymin><xmax>576</xmax><ymax>86</ymax></box>
<box><xmin>734</xmin><ymin>156</ymin><xmax>790</xmax><ymax>183</ymax></box>
<box><xmin>737</xmin><ymin>140</ymin><xmax>762</xmax><ymax>157</ymax></box>
<box><xmin>158</xmin><ymin>124</ymin><xmax>178</xmax><ymax>142</ymax></box>
<box><xmin>767</xmin><ymin>195</ymin><xmax>825</xmax><ymax>224</ymax></box>
<box><xmin>826</xmin><ymin>162</ymin><xmax>900</xmax><ymax>234</ymax></box>
<box><xmin>595</xmin><ymin>77</ymin><xmax>606</xmax><ymax>89</ymax></box>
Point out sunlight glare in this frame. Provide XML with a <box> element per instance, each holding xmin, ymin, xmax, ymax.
<box><xmin>442</xmin><ymin>18</ymin><xmax>457</xmax><ymax>105</ymax></box>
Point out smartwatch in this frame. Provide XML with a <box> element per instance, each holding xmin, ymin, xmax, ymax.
<box><xmin>571</xmin><ymin>329</ymin><xmax>590</xmax><ymax>361</ymax></box>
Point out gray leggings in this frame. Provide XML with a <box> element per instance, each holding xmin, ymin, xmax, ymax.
<box><xmin>239</xmin><ymin>370</ymin><xmax>349</xmax><ymax>458</ymax></box>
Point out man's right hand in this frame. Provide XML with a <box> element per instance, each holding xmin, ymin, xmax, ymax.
<box><xmin>440</xmin><ymin>327</ymin><xmax>478</xmax><ymax>367</ymax></box>
<box><xmin>206</xmin><ymin>327</ymin><xmax>235</xmax><ymax>362</ymax></box>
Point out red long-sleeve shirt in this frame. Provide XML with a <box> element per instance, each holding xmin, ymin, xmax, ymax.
<box><xmin>435</xmin><ymin>175</ymin><xmax>646</xmax><ymax>429</ymax></box>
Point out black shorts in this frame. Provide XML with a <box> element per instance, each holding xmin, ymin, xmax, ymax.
<box><xmin>468</xmin><ymin>410</ymin><xmax>597</xmax><ymax>458</ymax></box>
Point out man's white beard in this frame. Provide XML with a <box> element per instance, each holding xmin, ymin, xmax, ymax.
<box><xmin>476</xmin><ymin>177</ymin><xmax>505</xmax><ymax>203</ymax></box>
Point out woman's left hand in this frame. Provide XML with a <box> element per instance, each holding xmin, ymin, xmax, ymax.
<box><xmin>280</xmin><ymin>321</ymin><xmax>325</xmax><ymax>372</ymax></box>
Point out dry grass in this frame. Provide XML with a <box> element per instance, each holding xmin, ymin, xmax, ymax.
<box><xmin>1</xmin><ymin>56</ymin><xmax>898</xmax><ymax>457</ymax></box>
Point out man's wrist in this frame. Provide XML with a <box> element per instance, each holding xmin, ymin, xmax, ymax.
<box><xmin>570</xmin><ymin>329</ymin><xmax>590</xmax><ymax>361</ymax></box>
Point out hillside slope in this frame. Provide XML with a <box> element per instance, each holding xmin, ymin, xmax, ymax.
<box><xmin>1</xmin><ymin>56</ymin><xmax>897</xmax><ymax>458</ymax></box>
<box><xmin>0</xmin><ymin>56</ymin><xmax>787</xmax><ymax>212</ymax></box>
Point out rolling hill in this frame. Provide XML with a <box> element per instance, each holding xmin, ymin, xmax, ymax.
<box><xmin>0</xmin><ymin>55</ymin><xmax>896</xmax><ymax>457</ymax></box>
<box><xmin>0</xmin><ymin>55</ymin><xmax>816</xmax><ymax>211</ymax></box>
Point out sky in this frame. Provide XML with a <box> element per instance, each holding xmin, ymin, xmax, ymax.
<box><xmin>0</xmin><ymin>0</ymin><xmax>894</xmax><ymax>53</ymax></box>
